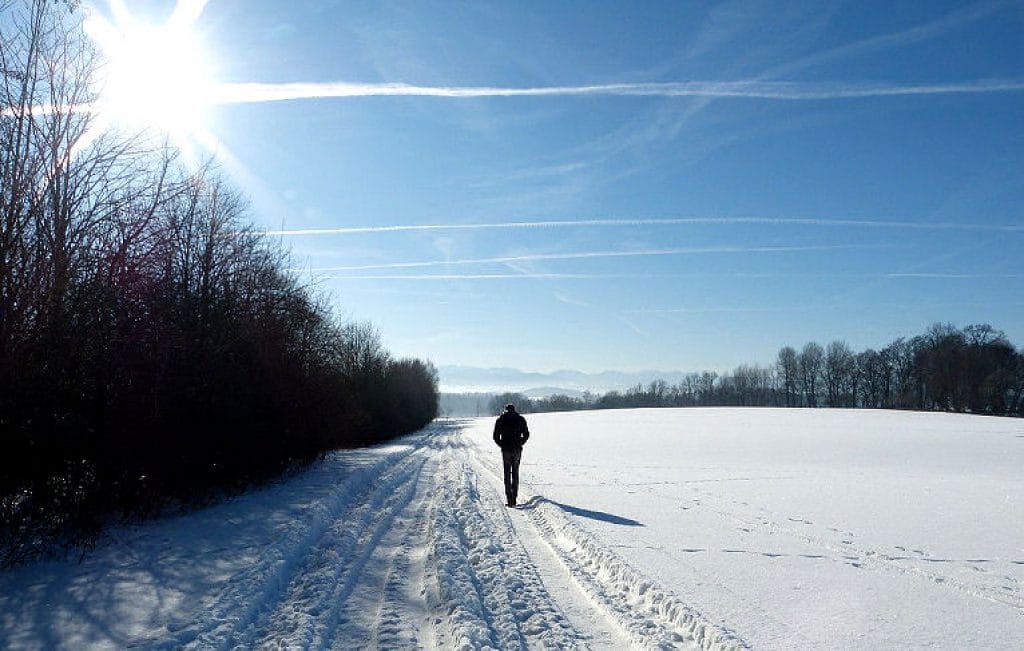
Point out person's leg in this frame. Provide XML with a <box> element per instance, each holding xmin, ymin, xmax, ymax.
<box><xmin>501</xmin><ymin>449</ymin><xmax>514</xmax><ymax>505</ymax></box>
<box><xmin>509</xmin><ymin>447</ymin><xmax>522</xmax><ymax>506</ymax></box>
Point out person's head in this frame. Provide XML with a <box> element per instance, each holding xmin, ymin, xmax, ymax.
<box><xmin>505</xmin><ymin>403</ymin><xmax>516</xmax><ymax>413</ymax></box>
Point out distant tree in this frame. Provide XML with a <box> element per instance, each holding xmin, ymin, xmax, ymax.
<box><xmin>960</xmin><ymin>325</ymin><xmax>1016</xmax><ymax>413</ymax></box>
<box><xmin>857</xmin><ymin>349</ymin><xmax>889</xmax><ymax>408</ymax></box>
<box><xmin>534</xmin><ymin>394</ymin><xmax>582</xmax><ymax>412</ymax></box>
<box><xmin>823</xmin><ymin>341</ymin><xmax>856</xmax><ymax>407</ymax></box>
<box><xmin>489</xmin><ymin>393</ymin><xmax>531</xmax><ymax>415</ymax></box>
<box><xmin>882</xmin><ymin>337</ymin><xmax>917</xmax><ymax>409</ymax></box>
<box><xmin>678</xmin><ymin>373</ymin><xmax>699</xmax><ymax>406</ymax></box>
<box><xmin>698</xmin><ymin>371</ymin><xmax>718</xmax><ymax>406</ymax></box>
<box><xmin>776</xmin><ymin>347</ymin><xmax>799</xmax><ymax>407</ymax></box>
<box><xmin>383</xmin><ymin>359</ymin><xmax>439</xmax><ymax>433</ymax></box>
<box><xmin>1009</xmin><ymin>349</ymin><xmax>1024</xmax><ymax>416</ymax></box>
<box><xmin>798</xmin><ymin>342</ymin><xmax>824</xmax><ymax>407</ymax></box>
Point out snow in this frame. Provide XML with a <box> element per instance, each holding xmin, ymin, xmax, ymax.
<box><xmin>1</xmin><ymin>409</ymin><xmax>1021</xmax><ymax>649</ymax></box>
<box><xmin>463</xmin><ymin>408</ymin><xmax>1023</xmax><ymax>650</ymax></box>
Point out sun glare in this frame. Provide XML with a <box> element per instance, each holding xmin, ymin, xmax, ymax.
<box><xmin>85</xmin><ymin>5</ymin><xmax>215</xmax><ymax>138</ymax></box>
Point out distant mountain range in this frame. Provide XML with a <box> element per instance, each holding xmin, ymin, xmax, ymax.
<box><xmin>438</xmin><ymin>365</ymin><xmax>690</xmax><ymax>395</ymax></box>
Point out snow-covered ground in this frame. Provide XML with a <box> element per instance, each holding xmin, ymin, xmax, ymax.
<box><xmin>1</xmin><ymin>409</ymin><xmax>1021</xmax><ymax>649</ymax></box>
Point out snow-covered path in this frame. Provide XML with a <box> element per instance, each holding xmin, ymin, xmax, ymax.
<box><xmin>0</xmin><ymin>419</ymin><xmax>742</xmax><ymax>650</ymax></box>
<box><xmin>4</xmin><ymin>409</ymin><xmax>1021</xmax><ymax>649</ymax></box>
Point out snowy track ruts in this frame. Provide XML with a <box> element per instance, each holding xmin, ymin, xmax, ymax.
<box><xmin>467</xmin><ymin>444</ymin><xmax>747</xmax><ymax>651</ymax></box>
<box><xmin>427</xmin><ymin>452</ymin><xmax>584</xmax><ymax>649</ymax></box>
<box><xmin>152</xmin><ymin>433</ymin><xmax>430</xmax><ymax>650</ymax></box>
<box><xmin>248</xmin><ymin>451</ymin><xmax>427</xmax><ymax>649</ymax></box>
<box><xmin>149</xmin><ymin>422</ymin><xmax>748</xmax><ymax>650</ymax></box>
<box><xmin>365</xmin><ymin>472</ymin><xmax>436</xmax><ymax>650</ymax></box>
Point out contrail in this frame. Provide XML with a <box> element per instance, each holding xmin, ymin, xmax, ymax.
<box><xmin>319</xmin><ymin>271</ymin><xmax>1022</xmax><ymax>281</ymax></box>
<box><xmin>321</xmin><ymin>273</ymin><xmax>671</xmax><ymax>280</ymax></box>
<box><xmin>211</xmin><ymin>79</ymin><xmax>1024</xmax><ymax>105</ymax></box>
<box><xmin>301</xmin><ymin>244</ymin><xmax>880</xmax><ymax>272</ymax></box>
<box><xmin>11</xmin><ymin>78</ymin><xmax>1023</xmax><ymax>118</ymax></box>
<box><xmin>264</xmin><ymin>216</ymin><xmax>1024</xmax><ymax>236</ymax></box>
<box><xmin>629</xmin><ymin>305</ymin><xmax>828</xmax><ymax>314</ymax></box>
<box><xmin>632</xmin><ymin>299</ymin><xmax>1024</xmax><ymax>314</ymax></box>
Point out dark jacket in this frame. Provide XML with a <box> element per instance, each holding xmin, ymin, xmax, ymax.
<box><xmin>493</xmin><ymin>410</ymin><xmax>530</xmax><ymax>449</ymax></box>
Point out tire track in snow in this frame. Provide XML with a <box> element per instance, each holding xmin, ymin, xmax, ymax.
<box><xmin>464</xmin><ymin>435</ymin><xmax>747</xmax><ymax>650</ymax></box>
<box><xmin>428</xmin><ymin>451</ymin><xmax>586</xmax><ymax>649</ymax></box>
<box><xmin>150</xmin><ymin>431</ymin><xmax>430</xmax><ymax>650</ymax></box>
<box><xmin>249</xmin><ymin>448</ymin><xmax>428</xmax><ymax>649</ymax></box>
<box><xmin>467</xmin><ymin>457</ymin><xmax>635</xmax><ymax>649</ymax></box>
<box><xmin>365</xmin><ymin>464</ymin><xmax>436</xmax><ymax>650</ymax></box>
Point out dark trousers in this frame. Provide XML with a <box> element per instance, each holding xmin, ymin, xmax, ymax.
<box><xmin>501</xmin><ymin>446</ymin><xmax>523</xmax><ymax>504</ymax></box>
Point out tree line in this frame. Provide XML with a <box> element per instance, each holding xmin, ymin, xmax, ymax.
<box><xmin>1</xmin><ymin>1</ymin><xmax>438</xmax><ymax>565</ymax></box>
<box><xmin>490</xmin><ymin>323</ymin><xmax>1023</xmax><ymax>417</ymax></box>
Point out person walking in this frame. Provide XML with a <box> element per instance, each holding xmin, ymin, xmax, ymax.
<box><xmin>493</xmin><ymin>403</ymin><xmax>530</xmax><ymax>507</ymax></box>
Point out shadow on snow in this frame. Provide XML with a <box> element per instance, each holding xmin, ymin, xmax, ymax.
<box><xmin>517</xmin><ymin>496</ymin><xmax>644</xmax><ymax>527</ymax></box>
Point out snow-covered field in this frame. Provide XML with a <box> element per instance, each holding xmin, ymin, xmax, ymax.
<box><xmin>1</xmin><ymin>408</ymin><xmax>1021</xmax><ymax>649</ymax></box>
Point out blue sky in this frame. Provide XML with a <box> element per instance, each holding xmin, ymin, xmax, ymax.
<box><xmin>102</xmin><ymin>1</ymin><xmax>1024</xmax><ymax>376</ymax></box>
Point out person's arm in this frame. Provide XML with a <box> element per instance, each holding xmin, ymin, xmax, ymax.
<box><xmin>493</xmin><ymin>421</ymin><xmax>501</xmax><ymax>446</ymax></box>
<box><xmin>520</xmin><ymin>417</ymin><xmax>530</xmax><ymax>445</ymax></box>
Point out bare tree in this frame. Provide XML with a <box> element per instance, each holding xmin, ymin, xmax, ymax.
<box><xmin>776</xmin><ymin>346</ymin><xmax>799</xmax><ymax>407</ymax></box>
<box><xmin>798</xmin><ymin>342</ymin><xmax>824</xmax><ymax>407</ymax></box>
<box><xmin>823</xmin><ymin>340</ymin><xmax>855</xmax><ymax>407</ymax></box>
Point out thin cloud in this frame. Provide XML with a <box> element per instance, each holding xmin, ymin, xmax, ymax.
<box><xmin>304</xmin><ymin>244</ymin><xmax>873</xmax><ymax>272</ymax></box>
<box><xmin>319</xmin><ymin>271</ymin><xmax>1022</xmax><ymax>281</ymax></box>
<box><xmin>265</xmin><ymin>216</ymin><xmax>1024</xmax><ymax>237</ymax></box>
<box><xmin>769</xmin><ymin>1</ymin><xmax>1010</xmax><ymax>79</ymax></box>
<box><xmin>168</xmin><ymin>0</ymin><xmax>211</xmax><ymax>27</ymax></box>
<box><xmin>322</xmin><ymin>273</ymin><xmax>681</xmax><ymax>280</ymax></box>
<box><xmin>628</xmin><ymin>305</ymin><xmax>829</xmax><ymax>314</ymax></box>
<box><xmin>631</xmin><ymin>299</ymin><xmax>1024</xmax><ymax>315</ymax></box>
<box><xmin>13</xmin><ymin>79</ymin><xmax>1023</xmax><ymax>119</ymax></box>
<box><xmin>210</xmin><ymin>79</ymin><xmax>1024</xmax><ymax>106</ymax></box>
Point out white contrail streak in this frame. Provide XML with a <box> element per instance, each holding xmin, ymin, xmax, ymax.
<box><xmin>320</xmin><ymin>272</ymin><xmax>1022</xmax><ymax>281</ymax></box>
<box><xmin>321</xmin><ymin>273</ymin><xmax>667</xmax><ymax>280</ymax></box>
<box><xmin>264</xmin><ymin>216</ymin><xmax>1024</xmax><ymax>236</ymax></box>
<box><xmin>211</xmin><ymin>79</ymin><xmax>1024</xmax><ymax>105</ymax></box>
<box><xmin>302</xmin><ymin>244</ymin><xmax>878</xmax><ymax>272</ymax></box>
<box><xmin>10</xmin><ymin>79</ymin><xmax>1022</xmax><ymax>118</ymax></box>
<box><xmin>629</xmin><ymin>305</ymin><xmax>828</xmax><ymax>314</ymax></box>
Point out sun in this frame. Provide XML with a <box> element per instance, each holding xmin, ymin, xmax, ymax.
<box><xmin>85</xmin><ymin>2</ymin><xmax>216</xmax><ymax>138</ymax></box>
